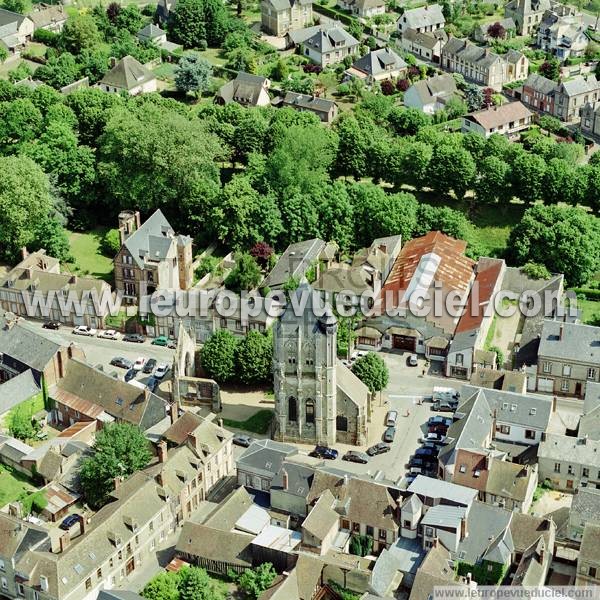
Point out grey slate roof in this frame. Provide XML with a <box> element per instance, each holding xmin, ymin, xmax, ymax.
<box><xmin>237</xmin><ymin>439</ymin><xmax>298</xmax><ymax>479</ymax></box>
<box><xmin>461</xmin><ymin>385</ymin><xmax>552</xmax><ymax>430</ymax></box>
<box><xmin>402</xmin><ymin>27</ymin><xmax>448</xmax><ymax>50</ymax></box>
<box><xmin>523</xmin><ymin>72</ymin><xmax>558</xmax><ymax>95</ymax></box>
<box><xmin>538</xmin><ymin>319</ymin><xmax>600</xmax><ymax>364</ymax></box>
<box><xmin>571</xmin><ymin>487</ymin><xmax>600</xmax><ymax>524</ymax></box>
<box><xmin>539</xmin><ymin>433</ymin><xmax>600</xmax><ymax>466</ymax></box>
<box><xmin>407</xmin><ymin>475</ymin><xmax>478</xmax><ymax>507</ymax></box>
<box><xmin>137</xmin><ymin>23</ymin><xmax>165</xmax><ymax>40</ymax></box>
<box><xmin>0</xmin><ymin>316</ymin><xmax>64</xmax><ymax>373</ymax></box>
<box><xmin>442</xmin><ymin>36</ymin><xmax>506</xmax><ymax>68</ymax></box>
<box><xmin>0</xmin><ymin>369</ymin><xmax>40</xmax><ymax>415</ymax></box>
<box><xmin>98</xmin><ymin>591</ymin><xmax>145</xmax><ymax>600</ymax></box>
<box><xmin>401</xmin><ymin>3</ymin><xmax>445</xmax><ymax>29</ymax></box>
<box><xmin>420</xmin><ymin>504</ymin><xmax>466</xmax><ymax>529</ymax></box>
<box><xmin>302</xmin><ymin>25</ymin><xmax>359</xmax><ymax>54</ymax></box>
<box><xmin>262</xmin><ymin>238</ymin><xmax>327</xmax><ymax>288</ymax></box>
<box><xmin>0</xmin><ymin>436</ymin><xmax>33</xmax><ymax>463</ymax></box>
<box><xmin>121</xmin><ymin>209</ymin><xmax>178</xmax><ymax>269</ymax></box>
<box><xmin>455</xmin><ymin>501</ymin><xmax>513</xmax><ymax>564</ymax></box>
<box><xmin>560</xmin><ymin>75</ymin><xmax>600</xmax><ymax>97</ymax></box>
<box><xmin>282</xmin><ymin>91</ymin><xmax>336</xmax><ymax>114</ymax></box>
<box><xmin>302</xmin><ymin>489</ymin><xmax>339</xmax><ymax>539</ymax></box>
<box><xmin>0</xmin><ymin>7</ymin><xmax>27</xmax><ymax>28</ymax></box>
<box><xmin>271</xmin><ymin>461</ymin><xmax>314</xmax><ymax>497</ymax></box>
<box><xmin>100</xmin><ymin>55</ymin><xmax>155</xmax><ymax>91</ymax></box>
<box><xmin>579</xmin><ymin>522</ymin><xmax>600</xmax><ymax>563</ymax></box>
<box><xmin>352</xmin><ymin>48</ymin><xmax>407</xmax><ymax>77</ymax></box>
<box><xmin>476</xmin><ymin>17</ymin><xmax>516</xmax><ymax>36</ymax></box>
<box><xmin>266</xmin><ymin>0</ymin><xmax>311</xmax><ymax>10</ymax></box>
<box><xmin>217</xmin><ymin>72</ymin><xmax>270</xmax><ymax>106</ymax></box>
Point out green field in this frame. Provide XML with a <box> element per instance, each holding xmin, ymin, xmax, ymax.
<box><xmin>223</xmin><ymin>409</ymin><xmax>274</xmax><ymax>434</ymax></box>
<box><xmin>576</xmin><ymin>298</ymin><xmax>600</xmax><ymax>325</ymax></box>
<box><xmin>67</xmin><ymin>228</ymin><xmax>115</xmax><ymax>283</ymax></box>
<box><xmin>0</xmin><ymin>466</ymin><xmax>36</xmax><ymax>509</ymax></box>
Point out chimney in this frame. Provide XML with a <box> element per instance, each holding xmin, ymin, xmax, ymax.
<box><xmin>559</xmin><ymin>324</ymin><xmax>564</xmax><ymax>340</ymax></box>
<box><xmin>109</xmin><ymin>56</ymin><xmax>117</xmax><ymax>68</ymax></box>
<box><xmin>114</xmin><ymin>476</ymin><xmax>122</xmax><ymax>492</ymax></box>
<box><xmin>76</xmin><ymin>514</ymin><xmax>85</xmax><ymax>535</ymax></box>
<box><xmin>282</xmin><ymin>468</ymin><xmax>288</xmax><ymax>490</ymax></box>
<box><xmin>69</xmin><ymin>275</ymin><xmax>77</xmax><ymax>285</ymax></box>
<box><xmin>157</xmin><ymin>470</ymin><xmax>164</xmax><ymax>487</ymax></box>
<box><xmin>169</xmin><ymin>401</ymin><xmax>178</xmax><ymax>425</ymax></box>
<box><xmin>460</xmin><ymin>516</ymin><xmax>468</xmax><ymax>540</ymax></box>
<box><xmin>59</xmin><ymin>531</ymin><xmax>70</xmax><ymax>552</ymax></box>
<box><xmin>157</xmin><ymin>440</ymin><xmax>168</xmax><ymax>463</ymax></box>
<box><xmin>21</xmin><ymin>247</ymin><xmax>29</xmax><ymax>261</ymax></box>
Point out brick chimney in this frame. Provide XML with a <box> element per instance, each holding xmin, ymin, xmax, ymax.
<box><xmin>76</xmin><ymin>514</ymin><xmax>86</xmax><ymax>535</ymax></box>
<box><xmin>114</xmin><ymin>476</ymin><xmax>122</xmax><ymax>492</ymax></box>
<box><xmin>559</xmin><ymin>324</ymin><xmax>564</xmax><ymax>340</ymax></box>
<box><xmin>187</xmin><ymin>432</ymin><xmax>198</xmax><ymax>451</ymax></box>
<box><xmin>157</xmin><ymin>470</ymin><xmax>164</xmax><ymax>487</ymax></box>
<box><xmin>59</xmin><ymin>531</ymin><xmax>70</xmax><ymax>552</ymax></box>
<box><xmin>281</xmin><ymin>468</ymin><xmax>288</xmax><ymax>490</ymax></box>
<box><xmin>21</xmin><ymin>247</ymin><xmax>29</xmax><ymax>261</ymax></box>
<box><xmin>157</xmin><ymin>440</ymin><xmax>168</xmax><ymax>464</ymax></box>
<box><xmin>460</xmin><ymin>516</ymin><xmax>468</xmax><ymax>540</ymax></box>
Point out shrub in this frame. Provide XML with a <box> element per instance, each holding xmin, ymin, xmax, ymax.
<box><xmin>100</xmin><ymin>229</ymin><xmax>121</xmax><ymax>256</ymax></box>
<box><xmin>521</xmin><ymin>262</ymin><xmax>551</xmax><ymax>280</ymax></box>
<box><xmin>380</xmin><ymin>79</ymin><xmax>395</xmax><ymax>95</ymax></box>
<box><xmin>488</xmin><ymin>345</ymin><xmax>505</xmax><ymax>368</ymax></box>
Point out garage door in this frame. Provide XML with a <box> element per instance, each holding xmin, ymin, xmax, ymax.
<box><xmin>537</xmin><ymin>377</ymin><xmax>554</xmax><ymax>393</ymax></box>
<box><xmin>393</xmin><ymin>335</ymin><xmax>416</xmax><ymax>350</ymax></box>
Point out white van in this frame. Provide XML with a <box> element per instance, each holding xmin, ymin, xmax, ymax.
<box><xmin>433</xmin><ymin>386</ymin><xmax>460</xmax><ymax>402</ymax></box>
<box><xmin>386</xmin><ymin>410</ymin><xmax>398</xmax><ymax>427</ymax></box>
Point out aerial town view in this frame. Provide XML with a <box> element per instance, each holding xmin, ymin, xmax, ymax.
<box><xmin>2</xmin><ymin>0</ymin><xmax>600</xmax><ymax>596</ymax></box>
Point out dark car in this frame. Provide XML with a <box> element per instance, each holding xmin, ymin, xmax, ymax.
<box><xmin>342</xmin><ymin>450</ymin><xmax>369</xmax><ymax>464</ymax></box>
<box><xmin>123</xmin><ymin>333</ymin><xmax>146</xmax><ymax>343</ymax></box>
<box><xmin>432</xmin><ymin>400</ymin><xmax>458</xmax><ymax>412</ymax></box>
<box><xmin>143</xmin><ymin>358</ymin><xmax>157</xmax><ymax>374</ymax></box>
<box><xmin>233</xmin><ymin>434</ymin><xmax>253</xmax><ymax>447</ymax></box>
<box><xmin>383</xmin><ymin>426</ymin><xmax>396</xmax><ymax>443</ymax></box>
<box><xmin>124</xmin><ymin>368</ymin><xmax>137</xmax><ymax>382</ymax></box>
<box><xmin>309</xmin><ymin>445</ymin><xmax>339</xmax><ymax>460</ymax></box>
<box><xmin>421</xmin><ymin>442</ymin><xmax>439</xmax><ymax>451</ymax></box>
<box><xmin>110</xmin><ymin>356</ymin><xmax>133</xmax><ymax>369</ymax></box>
<box><xmin>146</xmin><ymin>376</ymin><xmax>159</xmax><ymax>393</ymax></box>
<box><xmin>428</xmin><ymin>416</ymin><xmax>453</xmax><ymax>427</ymax></box>
<box><xmin>367</xmin><ymin>442</ymin><xmax>391</xmax><ymax>456</ymax></box>
<box><xmin>428</xmin><ymin>424</ymin><xmax>450</xmax><ymax>435</ymax></box>
<box><xmin>59</xmin><ymin>514</ymin><xmax>80</xmax><ymax>530</ymax></box>
<box><xmin>415</xmin><ymin>447</ymin><xmax>437</xmax><ymax>458</ymax></box>
<box><xmin>408</xmin><ymin>456</ymin><xmax>425</xmax><ymax>468</ymax></box>
<box><xmin>42</xmin><ymin>321</ymin><xmax>61</xmax><ymax>330</ymax></box>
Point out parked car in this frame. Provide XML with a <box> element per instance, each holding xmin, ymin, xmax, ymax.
<box><xmin>421</xmin><ymin>442</ymin><xmax>439</xmax><ymax>451</ymax></box>
<box><xmin>133</xmin><ymin>357</ymin><xmax>147</xmax><ymax>371</ymax></box>
<box><xmin>233</xmin><ymin>434</ymin><xmax>253</xmax><ymax>447</ymax></box>
<box><xmin>151</xmin><ymin>335</ymin><xmax>171</xmax><ymax>346</ymax></box>
<box><xmin>405</xmin><ymin>473</ymin><xmax>418</xmax><ymax>483</ymax></box>
<box><xmin>415</xmin><ymin>447</ymin><xmax>437</xmax><ymax>458</ymax></box>
<box><xmin>59</xmin><ymin>514</ymin><xmax>80</xmax><ymax>530</ymax></box>
<box><xmin>42</xmin><ymin>321</ymin><xmax>60</xmax><ymax>330</ymax></box>
<box><xmin>124</xmin><ymin>368</ymin><xmax>137</xmax><ymax>382</ymax></box>
<box><xmin>342</xmin><ymin>450</ymin><xmax>369</xmax><ymax>464</ymax></box>
<box><xmin>123</xmin><ymin>333</ymin><xmax>146</xmax><ymax>343</ymax></box>
<box><xmin>408</xmin><ymin>456</ymin><xmax>425</xmax><ymax>468</ymax></box>
<box><xmin>110</xmin><ymin>357</ymin><xmax>133</xmax><ymax>369</ymax></box>
<box><xmin>367</xmin><ymin>442</ymin><xmax>391</xmax><ymax>456</ymax></box>
<box><xmin>143</xmin><ymin>358</ymin><xmax>157</xmax><ymax>374</ymax></box>
<box><xmin>428</xmin><ymin>416</ymin><xmax>453</xmax><ymax>427</ymax></box>
<box><xmin>383</xmin><ymin>426</ymin><xmax>396</xmax><ymax>443</ymax></box>
<box><xmin>428</xmin><ymin>423</ymin><xmax>450</xmax><ymax>435</ymax></box>
<box><xmin>309</xmin><ymin>445</ymin><xmax>338</xmax><ymax>460</ymax></box>
<box><xmin>385</xmin><ymin>410</ymin><xmax>398</xmax><ymax>427</ymax></box>
<box><xmin>97</xmin><ymin>329</ymin><xmax>120</xmax><ymax>340</ymax></box>
<box><xmin>407</xmin><ymin>353</ymin><xmax>418</xmax><ymax>367</ymax></box>
<box><xmin>432</xmin><ymin>400</ymin><xmax>457</xmax><ymax>412</ymax></box>
<box><xmin>154</xmin><ymin>363</ymin><xmax>170</xmax><ymax>379</ymax></box>
<box><xmin>72</xmin><ymin>325</ymin><xmax>97</xmax><ymax>336</ymax></box>
<box><xmin>146</xmin><ymin>377</ymin><xmax>159</xmax><ymax>393</ymax></box>
<box><xmin>420</xmin><ymin>432</ymin><xmax>446</xmax><ymax>444</ymax></box>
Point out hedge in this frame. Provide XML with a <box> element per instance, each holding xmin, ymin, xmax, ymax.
<box><xmin>313</xmin><ymin>4</ymin><xmax>356</xmax><ymax>26</ymax></box>
<box><xmin>571</xmin><ymin>288</ymin><xmax>600</xmax><ymax>301</ymax></box>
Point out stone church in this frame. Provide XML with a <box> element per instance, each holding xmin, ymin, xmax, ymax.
<box><xmin>273</xmin><ymin>283</ymin><xmax>370</xmax><ymax>446</ymax></box>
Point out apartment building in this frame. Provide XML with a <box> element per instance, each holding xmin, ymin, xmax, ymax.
<box><xmin>441</xmin><ymin>37</ymin><xmax>528</xmax><ymax>90</ymax></box>
<box><xmin>261</xmin><ymin>0</ymin><xmax>313</xmax><ymax>36</ymax></box>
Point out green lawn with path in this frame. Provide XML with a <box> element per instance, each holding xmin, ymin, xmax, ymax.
<box><xmin>223</xmin><ymin>409</ymin><xmax>274</xmax><ymax>434</ymax></box>
<box><xmin>67</xmin><ymin>228</ymin><xmax>115</xmax><ymax>283</ymax></box>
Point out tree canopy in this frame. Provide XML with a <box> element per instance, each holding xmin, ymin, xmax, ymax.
<box><xmin>351</xmin><ymin>352</ymin><xmax>389</xmax><ymax>393</ymax></box>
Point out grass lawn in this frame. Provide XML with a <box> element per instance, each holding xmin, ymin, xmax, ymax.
<box><xmin>0</xmin><ymin>465</ymin><xmax>36</xmax><ymax>509</ymax></box>
<box><xmin>153</xmin><ymin>62</ymin><xmax>176</xmax><ymax>79</ymax></box>
<box><xmin>24</xmin><ymin>42</ymin><xmax>48</xmax><ymax>58</ymax></box>
<box><xmin>67</xmin><ymin>228</ymin><xmax>115</xmax><ymax>283</ymax></box>
<box><xmin>192</xmin><ymin>47</ymin><xmax>228</xmax><ymax>67</ymax></box>
<box><xmin>223</xmin><ymin>409</ymin><xmax>274</xmax><ymax>434</ymax></box>
<box><xmin>575</xmin><ymin>298</ymin><xmax>600</xmax><ymax>325</ymax></box>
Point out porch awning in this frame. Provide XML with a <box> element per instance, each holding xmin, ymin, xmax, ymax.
<box><xmin>386</xmin><ymin>326</ymin><xmax>419</xmax><ymax>337</ymax></box>
<box><xmin>426</xmin><ymin>336</ymin><xmax>449</xmax><ymax>350</ymax></box>
<box><xmin>354</xmin><ymin>326</ymin><xmax>383</xmax><ymax>339</ymax></box>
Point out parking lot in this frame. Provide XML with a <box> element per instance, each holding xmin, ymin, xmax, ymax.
<box><xmin>28</xmin><ymin>321</ymin><xmax>176</xmax><ymax>394</ymax></box>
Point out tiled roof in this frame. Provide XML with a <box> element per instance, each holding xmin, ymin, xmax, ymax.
<box><xmin>464</xmin><ymin>101</ymin><xmax>532</xmax><ymax>131</ymax></box>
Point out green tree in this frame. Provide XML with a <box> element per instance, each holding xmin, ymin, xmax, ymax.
<box><xmin>387</xmin><ymin>106</ymin><xmax>431</xmax><ymax>135</ymax></box>
<box><xmin>521</xmin><ymin>262</ymin><xmax>551</xmax><ymax>280</ymax></box>
<box><xmin>542</xmin><ymin>158</ymin><xmax>585</xmax><ymax>206</ymax></box>
<box><xmin>2</xmin><ymin>0</ymin><xmax>30</xmax><ymax>13</ymax></box>
<box><xmin>511</xmin><ymin>152</ymin><xmax>546</xmax><ymax>204</ymax></box>
<box><xmin>8</xmin><ymin>404</ymin><xmax>36</xmax><ymax>440</ymax></box>
<box><xmin>61</xmin><ymin>14</ymin><xmax>101</xmax><ymax>53</ymax></box>
<box><xmin>317</xmin><ymin>181</ymin><xmax>355</xmax><ymax>252</ymax></box>
<box><xmin>35</xmin><ymin>52</ymin><xmax>81</xmax><ymax>88</ymax></box>
<box><xmin>79</xmin><ymin>423</ymin><xmax>152</xmax><ymax>509</ymax></box>
<box><xmin>351</xmin><ymin>352</ymin><xmax>389</xmax><ymax>393</ymax></box>
<box><xmin>178</xmin><ymin>566</ymin><xmax>226</xmax><ymax>600</ymax></box>
<box><xmin>224</xmin><ymin>252</ymin><xmax>263</xmax><ymax>292</ymax></box>
<box><xmin>30</xmin><ymin>218</ymin><xmax>71</xmax><ymax>262</ymax></box>
<box><xmin>236</xmin><ymin>563</ymin><xmax>277</xmax><ymax>599</ymax></box>
<box><xmin>349</xmin><ymin>534</ymin><xmax>373</xmax><ymax>557</ymax></box>
<box><xmin>0</xmin><ymin>98</ymin><xmax>42</xmax><ymax>149</ymax></box>
<box><xmin>415</xmin><ymin>205</ymin><xmax>471</xmax><ymax>240</ymax></box>
<box><xmin>0</xmin><ymin>44</ymin><xmax>8</xmax><ymax>64</ymax></box>
<box><xmin>235</xmin><ymin>330</ymin><xmax>273</xmax><ymax>385</ymax></box>
<box><xmin>175</xmin><ymin>52</ymin><xmax>213</xmax><ymax>96</ymax></box>
<box><xmin>0</xmin><ymin>156</ymin><xmax>54</xmax><ymax>260</ymax></box>
<box><xmin>200</xmin><ymin>329</ymin><xmax>238</xmax><ymax>383</ymax></box>
<box><xmin>474</xmin><ymin>155</ymin><xmax>509</xmax><ymax>204</ymax></box>
<box><xmin>539</xmin><ymin>57</ymin><xmax>560</xmax><ymax>81</ymax></box>
<box><xmin>168</xmin><ymin>0</ymin><xmax>206</xmax><ymax>47</ymax></box>
<box><xmin>464</xmin><ymin>83</ymin><xmax>483</xmax><ymax>111</ymax></box>
<box><xmin>101</xmin><ymin>229</ymin><xmax>122</xmax><ymax>256</ymax></box>
<box><xmin>507</xmin><ymin>204</ymin><xmax>600</xmax><ymax>287</ymax></box>
<box><xmin>115</xmin><ymin>5</ymin><xmax>144</xmax><ymax>33</ymax></box>
<box><xmin>141</xmin><ymin>572</ymin><xmax>179</xmax><ymax>600</ymax></box>
<box><xmin>428</xmin><ymin>143</ymin><xmax>476</xmax><ymax>199</ymax></box>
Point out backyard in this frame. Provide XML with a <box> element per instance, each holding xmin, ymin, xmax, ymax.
<box><xmin>66</xmin><ymin>228</ymin><xmax>115</xmax><ymax>283</ymax></box>
<box><xmin>0</xmin><ymin>465</ymin><xmax>36</xmax><ymax>509</ymax></box>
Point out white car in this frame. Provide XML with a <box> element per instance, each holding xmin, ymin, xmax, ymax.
<box><xmin>133</xmin><ymin>357</ymin><xmax>147</xmax><ymax>371</ymax></box>
<box><xmin>97</xmin><ymin>329</ymin><xmax>120</xmax><ymax>340</ymax></box>
<box><xmin>72</xmin><ymin>325</ymin><xmax>97</xmax><ymax>336</ymax></box>
<box><xmin>408</xmin><ymin>353</ymin><xmax>418</xmax><ymax>366</ymax></box>
<box><xmin>154</xmin><ymin>363</ymin><xmax>170</xmax><ymax>380</ymax></box>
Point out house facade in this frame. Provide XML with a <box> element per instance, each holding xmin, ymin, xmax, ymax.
<box><xmin>337</xmin><ymin>0</ymin><xmax>385</xmax><ymax>19</ymax></box>
<box><xmin>441</xmin><ymin>37</ymin><xmax>528</xmax><ymax>90</ymax></box>
<box><xmin>581</xmin><ymin>101</ymin><xmax>600</xmax><ymax>139</ymax></box>
<box><xmin>296</xmin><ymin>25</ymin><xmax>360</xmax><ymax>67</ymax></box>
<box><xmin>0</xmin><ymin>8</ymin><xmax>34</xmax><ymax>54</ymax></box>
<box><xmin>401</xmin><ymin>28</ymin><xmax>447</xmax><ymax>63</ymax></box>
<box><xmin>504</xmin><ymin>0</ymin><xmax>553</xmax><ymax>35</ymax></box>
<box><xmin>347</xmin><ymin>47</ymin><xmax>407</xmax><ymax>83</ymax></box>
<box><xmin>537</xmin><ymin>9</ymin><xmax>588</xmax><ymax>60</ymax></box>
<box><xmin>261</xmin><ymin>0</ymin><xmax>313</xmax><ymax>36</ymax></box>
<box><xmin>461</xmin><ymin>102</ymin><xmax>533</xmax><ymax>138</ymax></box>
<box><xmin>281</xmin><ymin>92</ymin><xmax>338</xmax><ymax>123</ymax></box>
<box><xmin>577</xmin><ymin>524</ymin><xmax>600</xmax><ymax>586</ymax></box>
<box><xmin>397</xmin><ymin>3</ymin><xmax>445</xmax><ymax>34</ymax></box>
<box><xmin>98</xmin><ymin>56</ymin><xmax>157</xmax><ymax>95</ymax></box>
<box><xmin>403</xmin><ymin>73</ymin><xmax>457</xmax><ymax>114</ymax></box>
